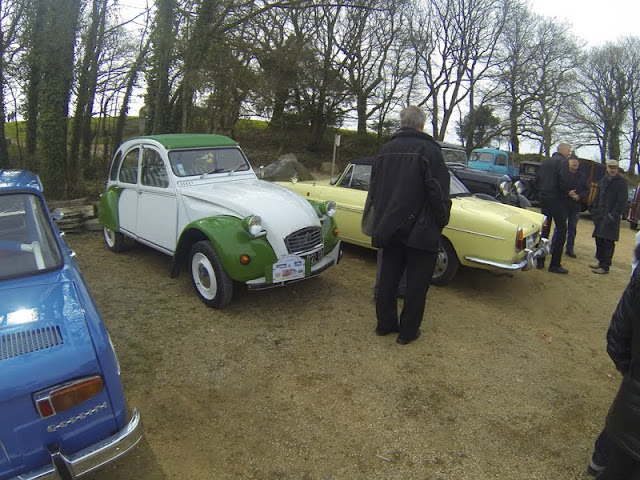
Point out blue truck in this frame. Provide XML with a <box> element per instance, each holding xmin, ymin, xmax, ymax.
<box><xmin>468</xmin><ymin>148</ymin><xmax>519</xmax><ymax>179</ymax></box>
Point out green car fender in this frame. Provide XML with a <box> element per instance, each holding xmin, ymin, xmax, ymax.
<box><xmin>171</xmin><ymin>216</ymin><xmax>277</xmax><ymax>282</ymax></box>
<box><xmin>98</xmin><ymin>186</ymin><xmax>124</xmax><ymax>231</ymax></box>
<box><xmin>307</xmin><ymin>199</ymin><xmax>340</xmax><ymax>254</ymax></box>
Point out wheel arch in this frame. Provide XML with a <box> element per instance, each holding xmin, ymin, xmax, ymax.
<box><xmin>98</xmin><ymin>186</ymin><xmax>123</xmax><ymax>231</ymax></box>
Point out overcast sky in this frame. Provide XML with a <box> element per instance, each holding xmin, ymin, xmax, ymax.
<box><xmin>528</xmin><ymin>0</ymin><xmax>639</xmax><ymax>46</ymax></box>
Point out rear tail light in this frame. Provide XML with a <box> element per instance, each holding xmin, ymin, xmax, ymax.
<box><xmin>34</xmin><ymin>376</ymin><xmax>104</xmax><ymax>418</ymax></box>
<box><xmin>541</xmin><ymin>216</ymin><xmax>551</xmax><ymax>238</ymax></box>
<box><xmin>515</xmin><ymin>227</ymin><xmax>525</xmax><ymax>251</ymax></box>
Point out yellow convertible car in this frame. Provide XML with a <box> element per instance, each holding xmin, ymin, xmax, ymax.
<box><xmin>276</xmin><ymin>157</ymin><xmax>549</xmax><ymax>285</ymax></box>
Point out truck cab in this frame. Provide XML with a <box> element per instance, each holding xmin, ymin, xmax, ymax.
<box><xmin>468</xmin><ymin>148</ymin><xmax>519</xmax><ymax>179</ymax></box>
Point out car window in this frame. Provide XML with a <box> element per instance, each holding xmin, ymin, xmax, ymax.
<box><xmin>0</xmin><ymin>193</ymin><xmax>63</xmax><ymax>281</ymax></box>
<box><xmin>470</xmin><ymin>152</ymin><xmax>493</xmax><ymax>163</ymax></box>
<box><xmin>449</xmin><ymin>172</ymin><xmax>471</xmax><ymax>196</ymax></box>
<box><xmin>496</xmin><ymin>154</ymin><xmax>507</xmax><ymax>166</ymax></box>
<box><xmin>441</xmin><ymin>148</ymin><xmax>467</xmax><ymax>164</ymax></box>
<box><xmin>141</xmin><ymin>149</ymin><xmax>169</xmax><ymax>188</ymax></box>
<box><xmin>168</xmin><ymin>147</ymin><xmax>250</xmax><ymax>177</ymax></box>
<box><xmin>109</xmin><ymin>151</ymin><xmax>123</xmax><ymax>182</ymax></box>
<box><xmin>119</xmin><ymin>148</ymin><xmax>140</xmax><ymax>184</ymax></box>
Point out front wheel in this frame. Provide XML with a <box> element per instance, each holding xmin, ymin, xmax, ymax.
<box><xmin>189</xmin><ymin>241</ymin><xmax>233</xmax><ymax>308</ymax></box>
<box><xmin>103</xmin><ymin>227</ymin><xmax>125</xmax><ymax>253</ymax></box>
<box><xmin>432</xmin><ymin>238</ymin><xmax>459</xmax><ymax>286</ymax></box>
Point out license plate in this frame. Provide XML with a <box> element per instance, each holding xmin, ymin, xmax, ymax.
<box><xmin>273</xmin><ymin>256</ymin><xmax>305</xmax><ymax>282</ymax></box>
<box><xmin>526</xmin><ymin>235</ymin><xmax>534</xmax><ymax>249</ymax></box>
<box><xmin>304</xmin><ymin>249</ymin><xmax>324</xmax><ymax>265</ymax></box>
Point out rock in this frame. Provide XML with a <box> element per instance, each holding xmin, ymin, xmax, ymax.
<box><xmin>260</xmin><ymin>155</ymin><xmax>315</xmax><ymax>182</ymax></box>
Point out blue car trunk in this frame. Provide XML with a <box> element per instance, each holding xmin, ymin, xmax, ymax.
<box><xmin>0</xmin><ymin>274</ymin><xmax>119</xmax><ymax>478</ymax></box>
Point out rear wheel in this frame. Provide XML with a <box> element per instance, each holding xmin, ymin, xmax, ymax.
<box><xmin>189</xmin><ymin>241</ymin><xmax>233</xmax><ymax>308</ymax></box>
<box><xmin>432</xmin><ymin>238</ymin><xmax>459</xmax><ymax>286</ymax></box>
<box><xmin>103</xmin><ymin>227</ymin><xmax>125</xmax><ymax>253</ymax></box>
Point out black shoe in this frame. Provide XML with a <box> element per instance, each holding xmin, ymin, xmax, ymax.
<box><xmin>587</xmin><ymin>459</ymin><xmax>606</xmax><ymax>477</ymax></box>
<box><xmin>536</xmin><ymin>259</ymin><xmax>545</xmax><ymax>270</ymax></box>
<box><xmin>548</xmin><ymin>265</ymin><xmax>568</xmax><ymax>274</ymax></box>
<box><xmin>375</xmin><ymin>327</ymin><xmax>399</xmax><ymax>336</ymax></box>
<box><xmin>565</xmin><ymin>251</ymin><xmax>576</xmax><ymax>258</ymax></box>
<box><xmin>397</xmin><ymin>329</ymin><xmax>421</xmax><ymax>345</ymax></box>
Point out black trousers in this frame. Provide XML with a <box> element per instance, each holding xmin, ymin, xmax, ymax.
<box><xmin>375</xmin><ymin>244</ymin><xmax>437</xmax><ymax>340</ymax></box>
<box><xmin>540</xmin><ymin>199</ymin><xmax>568</xmax><ymax>267</ymax></box>
<box><xmin>598</xmin><ymin>439</ymin><xmax>640</xmax><ymax>479</ymax></box>
<box><xmin>595</xmin><ymin>237</ymin><xmax>616</xmax><ymax>270</ymax></box>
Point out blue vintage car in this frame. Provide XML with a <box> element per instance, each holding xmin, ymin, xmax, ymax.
<box><xmin>0</xmin><ymin>170</ymin><xmax>142</xmax><ymax>479</ymax></box>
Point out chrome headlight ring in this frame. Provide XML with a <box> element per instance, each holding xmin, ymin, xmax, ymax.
<box><xmin>320</xmin><ymin>200</ymin><xmax>337</xmax><ymax>217</ymax></box>
<box><xmin>242</xmin><ymin>215</ymin><xmax>264</xmax><ymax>237</ymax></box>
<box><xmin>498</xmin><ymin>180</ymin><xmax>512</xmax><ymax>197</ymax></box>
<box><xmin>513</xmin><ymin>180</ymin><xmax>525</xmax><ymax>196</ymax></box>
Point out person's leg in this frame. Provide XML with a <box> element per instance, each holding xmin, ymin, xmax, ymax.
<box><xmin>375</xmin><ymin>245</ymin><xmax>405</xmax><ymax>334</ymax></box>
<box><xmin>566</xmin><ymin>211</ymin><xmax>578</xmax><ymax>254</ymax></box>
<box><xmin>597</xmin><ymin>439</ymin><xmax>640</xmax><ymax>479</ymax></box>
<box><xmin>374</xmin><ymin>249</ymin><xmax>408</xmax><ymax>299</ymax></box>
<box><xmin>397</xmin><ymin>247</ymin><xmax>437</xmax><ymax>342</ymax></box>
<box><xmin>588</xmin><ymin>427</ymin><xmax>609</xmax><ymax>476</ymax></box>
<box><xmin>550</xmin><ymin>225</ymin><xmax>558</xmax><ymax>254</ymax></box>
<box><xmin>595</xmin><ymin>237</ymin><xmax>603</xmax><ymax>267</ymax></box>
<box><xmin>550</xmin><ymin>205</ymin><xmax>568</xmax><ymax>267</ymax></box>
<box><xmin>538</xmin><ymin>203</ymin><xmax>552</xmax><ymax>268</ymax></box>
<box><xmin>600</xmin><ymin>239</ymin><xmax>616</xmax><ymax>271</ymax></box>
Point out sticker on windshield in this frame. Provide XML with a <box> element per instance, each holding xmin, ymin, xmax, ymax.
<box><xmin>176</xmin><ymin>164</ymin><xmax>185</xmax><ymax>175</ymax></box>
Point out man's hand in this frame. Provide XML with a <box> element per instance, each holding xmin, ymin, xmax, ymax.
<box><xmin>568</xmin><ymin>190</ymin><xmax>579</xmax><ymax>201</ymax></box>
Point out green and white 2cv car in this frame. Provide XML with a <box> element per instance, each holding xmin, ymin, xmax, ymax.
<box><xmin>98</xmin><ymin>134</ymin><xmax>341</xmax><ymax>308</ymax></box>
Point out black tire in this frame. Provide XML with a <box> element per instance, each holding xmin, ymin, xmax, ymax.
<box><xmin>630</xmin><ymin>221</ymin><xmax>638</xmax><ymax>230</ymax></box>
<box><xmin>103</xmin><ymin>226</ymin><xmax>125</xmax><ymax>253</ymax></box>
<box><xmin>189</xmin><ymin>240</ymin><xmax>233</xmax><ymax>308</ymax></box>
<box><xmin>432</xmin><ymin>238</ymin><xmax>459</xmax><ymax>286</ymax></box>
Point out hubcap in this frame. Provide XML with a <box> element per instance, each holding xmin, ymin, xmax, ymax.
<box><xmin>192</xmin><ymin>252</ymin><xmax>217</xmax><ymax>300</ymax></box>
<box><xmin>433</xmin><ymin>247</ymin><xmax>448</xmax><ymax>278</ymax></box>
<box><xmin>104</xmin><ymin>227</ymin><xmax>115</xmax><ymax>247</ymax></box>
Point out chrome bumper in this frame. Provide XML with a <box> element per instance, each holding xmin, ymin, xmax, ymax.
<box><xmin>465</xmin><ymin>238</ymin><xmax>549</xmax><ymax>272</ymax></box>
<box><xmin>12</xmin><ymin>409</ymin><xmax>142</xmax><ymax>480</ymax></box>
<box><xmin>247</xmin><ymin>240</ymin><xmax>341</xmax><ymax>290</ymax></box>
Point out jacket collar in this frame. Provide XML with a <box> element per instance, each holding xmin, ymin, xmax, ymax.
<box><xmin>392</xmin><ymin>127</ymin><xmax>434</xmax><ymax>142</ymax></box>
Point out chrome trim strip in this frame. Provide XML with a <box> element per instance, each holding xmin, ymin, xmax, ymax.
<box><xmin>444</xmin><ymin>226</ymin><xmax>504</xmax><ymax>240</ymax></box>
<box><xmin>10</xmin><ymin>409</ymin><xmax>142</xmax><ymax>480</ymax></box>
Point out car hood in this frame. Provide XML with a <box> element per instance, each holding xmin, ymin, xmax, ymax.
<box><xmin>455</xmin><ymin>196</ymin><xmax>543</xmax><ymax>232</ymax></box>
<box><xmin>179</xmin><ymin>178</ymin><xmax>320</xmax><ymax>232</ymax></box>
<box><xmin>0</xmin><ymin>274</ymin><xmax>100</xmax><ymax>402</ymax></box>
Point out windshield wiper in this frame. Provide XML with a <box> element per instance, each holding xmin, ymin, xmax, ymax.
<box><xmin>227</xmin><ymin>164</ymin><xmax>246</xmax><ymax>176</ymax></box>
<box><xmin>200</xmin><ymin>168</ymin><xmax>226</xmax><ymax>178</ymax></box>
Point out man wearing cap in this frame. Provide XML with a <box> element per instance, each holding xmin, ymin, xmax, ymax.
<box><xmin>590</xmin><ymin>160</ymin><xmax>629</xmax><ymax>274</ymax></box>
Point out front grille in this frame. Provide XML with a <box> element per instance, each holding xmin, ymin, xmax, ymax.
<box><xmin>0</xmin><ymin>326</ymin><xmax>64</xmax><ymax>361</ymax></box>
<box><xmin>285</xmin><ymin>227</ymin><xmax>323</xmax><ymax>254</ymax></box>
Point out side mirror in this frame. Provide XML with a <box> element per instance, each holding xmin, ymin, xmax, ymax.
<box><xmin>258</xmin><ymin>165</ymin><xmax>264</xmax><ymax>179</ymax></box>
<box><xmin>52</xmin><ymin>208</ymin><xmax>64</xmax><ymax>221</ymax></box>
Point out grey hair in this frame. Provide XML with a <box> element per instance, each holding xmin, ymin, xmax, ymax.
<box><xmin>400</xmin><ymin>106</ymin><xmax>426</xmax><ymax>130</ymax></box>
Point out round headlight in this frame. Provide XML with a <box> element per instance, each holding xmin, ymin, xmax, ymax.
<box><xmin>498</xmin><ymin>180</ymin><xmax>511</xmax><ymax>197</ymax></box>
<box><xmin>244</xmin><ymin>215</ymin><xmax>263</xmax><ymax>236</ymax></box>
<box><xmin>514</xmin><ymin>180</ymin><xmax>524</xmax><ymax>195</ymax></box>
<box><xmin>321</xmin><ymin>200</ymin><xmax>337</xmax><ymax>217</ymax></box>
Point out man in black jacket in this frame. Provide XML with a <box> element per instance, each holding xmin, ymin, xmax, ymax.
<box><xmin>366</xmin><ymin>106</ymin><xmax>451</xmax><ymax>345</ymax></box>
<box><xmin>587</xmin><ymin>245</ymin><xmax>640</xmax><ymax>478</ymax></box>
<box><xmin>534</xmin><ymin>143</ymin><xmax>571</xmax><ymax>273</ymax></box>
<box><xmin>590</xmin><ymin>160</ymin><xmax>629</xmax><ymax>274</ymax></box>
<box><xmin>551</xmin><ymin>153</ymin><xmax>590</xmax><ymax>258</ymax></box>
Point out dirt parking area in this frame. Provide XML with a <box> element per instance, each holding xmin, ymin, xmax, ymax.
<box><xmin>75</xmin><ymin>216</ymin><xmax>638</xmax><ymax>480</ymax></box>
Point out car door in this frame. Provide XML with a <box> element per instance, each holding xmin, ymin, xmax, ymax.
<box><xmin>326</xmin><ymin>164</ymin><xmax>370</xmax><ymax>247</ymax></box>
<box><xmin>137</xmin><ymin>147</ymin><xmax>178</xmax><ymax>252</ymax></box>
<box><xmin>116</xmin><ymin>146</ymin><xmax>141</xmax><ymax>236</ymax></box>
<box><xmin>490</xmin><ymin>153</ymin><xmax>507</xmax><ymax>175</ymax></box>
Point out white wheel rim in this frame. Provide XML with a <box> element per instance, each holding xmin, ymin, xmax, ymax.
<box><xmin>192</xmin><ymin>252</ymin><xmax>217</xmax><ymax>300</ymax></box>
<box><xmin>433</xmin><ymin>247</ymin><xmax>448</xmax><ymax>278</ymax></box>
<box><xmin>104</xmin><ymin>227</ymin><xmax>116</xmax><ymax>248</ymax></box>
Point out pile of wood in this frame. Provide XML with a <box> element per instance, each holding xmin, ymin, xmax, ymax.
<box><xmin>47</xmin><ymin>198</ymin><xmax>102</xmax><ymax>233</ymax></box>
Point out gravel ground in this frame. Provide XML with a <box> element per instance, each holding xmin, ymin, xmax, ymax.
<box><xmin>75</xmin><ymin>216</ymin><xmax>638</xmax><ymax>480</ymax></box>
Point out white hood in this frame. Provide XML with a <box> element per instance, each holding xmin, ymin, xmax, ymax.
<box><xmin>178</xmin><ymin>177</ymin><xmax>321</xmax><ymax>255</ymax></box>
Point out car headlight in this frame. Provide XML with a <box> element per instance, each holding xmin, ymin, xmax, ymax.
<box><xmin>498</xmin><ymin>180</ymin><xmax>512</xmax><ymax>197</ymax></box>
<box><xmin>514</xmin><ymin>180</ymin><xmax>524</xmax><ymax>195</ymax></box>
<box><xmin>242</xmin><ymin>215</ymin><xmax>264</xmax><ymax>237</ymax></box>
<box><xmin>320</xmin><ymin>200</ymin><xmax>337</xmax><ymax>217</ymax></box>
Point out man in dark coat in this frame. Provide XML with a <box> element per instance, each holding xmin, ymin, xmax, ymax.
<box><xmin>587</xmin><ymin>245</ymin><xmax>640</xmax><ymax>478</ymax></box>
<box><xmin>590</xmin><ymin>160</ymin><xmax>628</xmax><ymax>274</ymax></box>
<box><xmin>366</xmin><ymin>105</ymin><xmax>451</xmax><ymax>345</ymax></box>
<box><xmin>534</xmin><ymin>143</ymin><xmax>571</xmax><ymax>273</ymax></box>
<box><xmin>551</xmin><ymin>153</ymin><xmax>590</xmax><ymax>258</ymax></box>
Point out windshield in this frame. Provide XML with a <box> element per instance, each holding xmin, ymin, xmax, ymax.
<box><xmin>0</xmin><ymin>193</ymin><xmax>63</xmax><ymax>280</ymax></box>
<box><xmin>469</xmin><ymin>152</ymin><xmax>494</xmax><ymax>163</ymax></box>
<box><xmin>449</xmin><ymin>172</ymin><xmax>471</xmax><ymax>196</ymax></box>
<box><xmin>168</xmin><ymin>147</ymin><xmax>251</xmax><ymax>177</ymax></box>
<box><xmin>442</xmin><ymin>148</ymin><xmax>468</xmax><ymax>165</ymax></box>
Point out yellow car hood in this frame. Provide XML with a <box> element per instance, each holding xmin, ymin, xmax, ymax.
<box><xmin>454</xmin><ymin>195</ymin><xmax>543</xmax><ymax>233</ymax></box>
